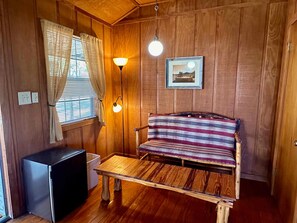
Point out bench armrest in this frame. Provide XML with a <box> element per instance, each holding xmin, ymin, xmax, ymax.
<box><xmin>234</xmin><ymin>132</ymin><xmax>241</xmax><ymax>143</ymax></box>
<box><xmin>134</xmin><ymin>125</ymin><xmax>149</xmax><ymax>132</ymax></box>
<box><xmin>134</xmin><ymin>125</ymin><xmax>149</xmax><ymax>157</ymax></box>
<box><xmin>234</xmin><ymin>132</ymin><xmax>241</xmax><ymax>199</ymax></box>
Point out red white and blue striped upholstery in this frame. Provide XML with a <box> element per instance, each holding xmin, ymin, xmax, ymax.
<box><xmin>139</xmin><ymin>140</ymin><xmax>236</xmax><ymax>167</ymax></box>
<box><xmin>139</xmin><ymin>114</ymin><xmax>237</xmax><ymax>167</ymax></box>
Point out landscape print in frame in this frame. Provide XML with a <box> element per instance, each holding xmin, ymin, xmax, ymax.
<box><xmin>166</xmin><ymin>56</ymin><xmax>204</xmax><ymax>89</ymax></box>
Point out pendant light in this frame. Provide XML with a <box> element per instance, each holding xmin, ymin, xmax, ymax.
<box><xmin>148</xmin><ymin>0</ymin><xmax>163</xmax><ymax>57</ymax></box>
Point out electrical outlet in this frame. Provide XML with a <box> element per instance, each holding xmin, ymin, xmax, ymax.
<box><xmin>18</xmin><ymin>91</ymin><xmax>32</xmax><ymax>105</ymax></box>
<box><xmin>32</xmin><ymin>92</ymin><xmax>39</xmax><ymax>103</ymax></box>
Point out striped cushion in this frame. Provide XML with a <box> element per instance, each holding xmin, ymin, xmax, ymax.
<box><xmin>139</xmin><ymin>140</ymin><xmax>236</xmax><ymax>167</ymax></box>
<box><xmin>148</xmin><ymin>115</ymin><xmax>237</xmax><ymax>151</ymax></box>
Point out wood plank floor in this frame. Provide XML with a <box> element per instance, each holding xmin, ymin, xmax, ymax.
<box><xmin>9</xmin><ymin>178</ymin><xmax>282</xmax><ymax>223</ymax></box>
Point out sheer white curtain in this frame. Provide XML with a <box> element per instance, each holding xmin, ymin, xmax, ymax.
<box><xmin>80</xmin><ymin>33</ymin><xmax>106</xmax><ymax>124</ymax></box>
<box><xmin>41</xmin><ymin>19</ymin><xmax>73</xmax><ymax>143</ymax></box>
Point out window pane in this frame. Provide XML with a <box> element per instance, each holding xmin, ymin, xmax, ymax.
<box><xmin>69</xmin><ymin>59</ymin><xmax>77</xmax><ymax>78</ymax></box>
<box><xmin>75</xmin><ymin>39</ymin><xmax>85</xmax><ymax>60</ymax></box>
<box><xmin>77</xmin><ymin>60</ymin><xmax>88</xmax><ymax>78</ymax></box>
<box><xmin>56</xmin><ymin>102</ymin><xmax>65</xmax><ymax>122</ymax></box>
<box><xmin>58</xmin><ymin>36</ymin><xmax>95</xmax><ymax>123</ymax></box>
<box><xmin>65</xmin><ymin>101</ymin><xmax>73</xmax><ymax>121</ymax></box>
<box><xmin>72</xmin><ymin>100</ymin><xmax>80</xmax><ymax>120</ymax></box>
<box><xmin>80</xmin><ymin>99</ymin><xmax>92</xmax><ymax>118</ymax></box>
<box><xmin>71</xmin><ymin>40</ymin><xmax>76</xmax><ymax>58</ymax></box>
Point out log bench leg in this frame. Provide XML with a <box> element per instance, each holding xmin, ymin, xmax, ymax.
<box><xmin>101</xmin><ymin>175</ymin><xmax>110</xmax><ymax>201</ymax></box>
<box><xmin>216</xmin><ymin>202</ymin><xmax>230</xmax><ymax>223</ymax></box>
<box><xmin>114</xmin><ymin>178</ymin><xmax>122</xmax><ymax>191</ymax></box>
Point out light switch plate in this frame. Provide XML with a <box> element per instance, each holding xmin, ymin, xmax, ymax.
<box><xmin>18</xmin><ymin>91</ymin><xmax>32</xmax><ymax>105</ymax></box>
<box><xmin>32</xmin><ymin>92</ymin><xmax>38</xmax><ymax>103</ymax></box>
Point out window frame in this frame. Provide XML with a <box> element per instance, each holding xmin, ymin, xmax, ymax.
<box><xmin>57</xmin><ymin>36</ymin><xmax>96</xmax><ymax>125</ymax></box>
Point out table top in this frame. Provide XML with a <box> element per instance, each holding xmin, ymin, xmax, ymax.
<box><xmin>95</xmin><ymin>155</ymin><xmax>236</xmax><ymax>203</ymax></box>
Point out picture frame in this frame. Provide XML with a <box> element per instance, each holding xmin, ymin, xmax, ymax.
<box><xmin>165</xmin><ymin>56</ymin><xmax>204</xmax><ymax>89</ymax></box>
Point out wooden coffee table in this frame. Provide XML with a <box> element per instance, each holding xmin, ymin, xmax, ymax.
<box><xmin>95</xmin><ymin>155</ymin><xmax>236</xmax><ymax>223</ymax></box>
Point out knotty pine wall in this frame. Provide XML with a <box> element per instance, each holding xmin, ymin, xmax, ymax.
<box><xmin>113</xmin><ymin>0</ymin><xmax>287</xmax><ymax>182</ymax></box>
<box><xmin>0</xmin><ymin>0</ymin><xmax>114</xmax><ymax>217</ymax></box>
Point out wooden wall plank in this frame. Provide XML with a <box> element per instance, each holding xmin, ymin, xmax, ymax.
<box><xmin>140</xmin><ymin>21</ymin><xmax>157</xmax><ymax>141</ymax></box>
<box><xmin>195</xmin><ymin>0</ymin><xmax>217</xmax><ymax>9</ymax></box>
<box><xmin>102</xmin><ymin>25</ymin><xmax>114</xmax><ymax>157</ymax></box>
<box><xmin>82</xmin><ymin>124</ymin><xmax>96</xmax><ymax>154</ymax></box>
<box><xmin>217</xmin><ymin>0</ymin><xmax>241</xmax><ymax>6</ymax></box>
<box><xmin>77</xmin><ymin>11</ymin><xmax>91</xmax><ymax>34</ymax></box>
<box><xmin>92</xmin><ymin>19</ymin><xmax>104</xmax><ymax>39</ymax></box>
<box><xmin>157</xmin><ymin>17</ymin><xmax>175</xmax><ymax>114</ymax></box>
<box><xmin>112</xmin><ymin>25</ymin><xmax>126</xmax><ymax>153</ymax></box>
<box><xmin>57</xmin><ymin>1</ymin><xmax>75</xmax><ymax>29</ymax></box>
<box><xmin>174</xmin><ymin>15</ymin><xmax>195</xmax><ymax>112</ymax></box>
<box><xmin>0</xmin><ymin>0</ymin><xmax>22</xmax><ymax>216</ymax></box>
<box><xmin>213</xmin><ymin>8</ymin><xmax>240</xmax><ymax>117</ymax></box>
<box><xmin>234</xmin><ymin>6</ymin><xmax>267</xmax><ymax>176</ymax></box>
<box><xmin>125</xmin><ymin>23</ymin><xmax>140</xmax><ymax>155</ymax></box>
<box><xmin>111</xmin><ymin>22</ymin><xmax>141</xmax><ymax>155</ymax></box>
<box><xmin>193</xmin><ymin>11</ymin><xmax>216</xmax><ymax>112</ymax></box>
<box><xmin>7</xmin><ymin>0</ymin><xmax>45</xmax><ymax>157</ymax></box>
<box><xmin>65</xmin><ymin>128</ymin><xmax>83</xmax><ymax>149</ymax></box>
<box><xmin>176</xmin><ymin>0</ymin><xmax>196</xmax><ymax>12</ymax></box>
<box><xmin>254</xmin><ymin>2</ymin><xmax>287</xmax><ymax>178</ymax></box>
<box><xmin>35</xmin><ymin>0</ymin><xmax>57</xmax><ymax>21</ymax></box>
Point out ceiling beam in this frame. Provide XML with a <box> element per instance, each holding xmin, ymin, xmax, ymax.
<box><xmin>112</xmin><ymin>6</ymin><xmax>140</xmax><ymax>26</ymax></box>
<box><xmin>115</xmin><ymin>1</ymin><xmax>266</xmax><ymax>26</ymax></box>
<box><xmin>138</xmin><ymin>0</ymin><xmax>171</xmax><ymax>7</ymax></box>
<box><xmin>129</xmin><ymin>0</ymin><xmax>141</xmax><ymax>6</ymax></box>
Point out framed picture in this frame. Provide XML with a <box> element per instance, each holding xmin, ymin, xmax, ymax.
<box><xmin>166</xmin><ymin>56</ymin><xmax>204</xmax><ymax>89</ymax></box>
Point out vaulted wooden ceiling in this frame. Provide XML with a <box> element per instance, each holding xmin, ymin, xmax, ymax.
<box><xmin>63</xmin><ymin>0</ymin><xmax>163</xmax><ymax>25</ymax></box>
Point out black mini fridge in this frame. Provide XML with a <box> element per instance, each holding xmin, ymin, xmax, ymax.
<box><xmin>22</xmin><ymin>147</ymin><xmax>88</xmax><ymax>222</ymax></box>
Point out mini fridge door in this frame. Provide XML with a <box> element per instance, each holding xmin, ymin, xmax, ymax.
<box><xmin>49</xmin><ymin>150</ymin><xmax>88</xmax><ymax>222</ymax></box>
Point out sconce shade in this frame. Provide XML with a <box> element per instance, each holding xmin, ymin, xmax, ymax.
<box><xmin>113</xmin><ymin>103</ymin><xmax>122</xmax><ymax>113</ymax></box>
<box><xmin>148</xmin><ymin>39</ymin><xmax>164</xmax><ymax>57</ymax></box>
<box><xmin>113</xmin><ymin>58</ymin><xmax>128</xmax><ymax>67</ymax></box>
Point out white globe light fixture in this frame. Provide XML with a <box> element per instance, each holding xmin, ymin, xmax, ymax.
<box><xmin>148</xmin><ymin>37</ymin><xmax>163</xmax><ymax>57</ymax></box>
<box><xmin>148</xmin><ymin>1</ymin><xmax>163</xmax><ymax>57</ymax></box>
<box><xmin>113</xmin><ymin>102</ymin><xmax>122</xmax><ymax>113</ymax></box>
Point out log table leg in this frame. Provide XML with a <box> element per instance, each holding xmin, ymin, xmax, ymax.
<box><xmin>101</xmin><ymin>175</ymin><xmax>110</xmax><ymax>201</ymax></box>
<box><xmin>216</xmin><ymin>202</ymin><xmax>230</xmax><ymax>223</ymax></box>
<box><xmin>114</xmin><ymin>178</ymin><xmax>122</xmax><ymax>191</ymax></box>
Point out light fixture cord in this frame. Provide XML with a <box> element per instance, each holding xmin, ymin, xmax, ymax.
<box><xmin>154</xmin><ymin>0</ymin><xmax>159</xmax><ymax>39</ymax></box>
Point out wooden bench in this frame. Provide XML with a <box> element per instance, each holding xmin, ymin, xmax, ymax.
<box><xmin>135</xmin><ymin>112</ymin><xmax>241</xmax><ymax>199</ymax></box>
<box><xmin>95</xmin><ymin>155</ymin><xmax>236</xmax><ymax>223</ymax></box>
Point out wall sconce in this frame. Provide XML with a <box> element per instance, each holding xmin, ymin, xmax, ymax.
<box><xmin>148</xmin><ymin>0</ymin><xmax>163</xmax><ymax>57</ymax></box>
<box><xmin>113</xmin><ymin>57</ymin><xmax>128</xmax><ymax>155</ymax></box>
<box><xmin>113</xmin><ymin>96</ymin><xmax>122</xmax><ymax>113</ymax></box>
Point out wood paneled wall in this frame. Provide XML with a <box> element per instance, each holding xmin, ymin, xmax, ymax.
<box><xmin>0</xmin><ymin>0</ymin><xmax>114</xmax><ymax>217</ymax></box>
<box><xmin>113</xmin><ymin>0</ymin><xmax>287</xmax><ymax>182</ymax></box>
<box><xmin>272</xmin><ymin>0</ymin><xmax>297</xmax><ymax>222</ymax></box>
<box><xmin>0</xmin><ymin>0</ymin><xmax>288</xmax><ymax>218</ymax></box>
<box><xmin>35</xmin><ymin>0</ymin><xmax>115</xmax><ymax>158</ymax></box>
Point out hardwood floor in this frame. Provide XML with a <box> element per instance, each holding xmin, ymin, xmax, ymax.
<box><xmin>9</xmin><ymin>178</ymin><xmax>282</xmax><ymax>223</ymax></box>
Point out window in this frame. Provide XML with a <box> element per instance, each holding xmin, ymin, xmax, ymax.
<box><xmin>56</xmin><ymin>37</ymin><xmax>95</xmax><ymax>123</ymax></box>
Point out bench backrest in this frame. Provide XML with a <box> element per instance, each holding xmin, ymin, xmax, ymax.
<box><xmin>148</xmin><ymin>114</ymin><xmax>238</xmax><ymax>151</ymax></box>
